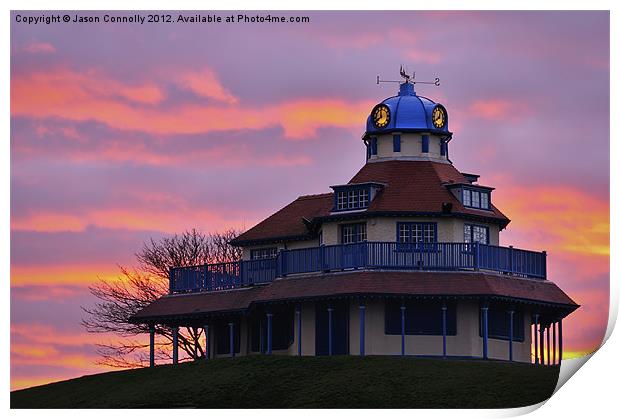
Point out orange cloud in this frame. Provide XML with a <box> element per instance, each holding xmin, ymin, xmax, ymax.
<box><xmin>11</xmin><ymin>264</ymin><xmax>121</xmax><ymax>286</ymax></box>
<box><xmin>175</xmin><ymin>68</ymin><xmax>238</xmax><ymax>104</ymax></box>
<box><xmin>495</xmin><ymin>183</ymin><xmax>609</xmax><ymax>257</ymax></box>
<box><xmin>11</xmin><ymin>69</ymin><xmax>165</xmax><ymax>109</ymax></box>
<box><xmin>11</xmin><ymin>203</ymin><xmax>254</xmax><ymax>235</ymax></box>
<box><xmin>117</xmin><ymin>84</ymin><xmax>165</xmax><ymax>105</ymax></box>
<box><xmin>11</xmin><ymin>68</ymin><xmax>372</xmax><ymax>139</ymax></box>
<box><xmin>10</xmin><ymin>322</ymin><xmax>145</xmax><ymax>390</ymax></box>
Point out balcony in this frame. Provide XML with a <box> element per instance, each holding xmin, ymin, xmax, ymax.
<box><xmin>169</xmin><ymin>242</ymin><xmax>547</xmax><ymax>294</ymax></box>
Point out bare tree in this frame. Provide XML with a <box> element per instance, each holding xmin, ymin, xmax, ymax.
<box><xmin>81</xmin><ymin>228</ymin><xmax>243</xmax><ymax>368</ymax></box>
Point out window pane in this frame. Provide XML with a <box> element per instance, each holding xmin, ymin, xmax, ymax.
<box><xmin>463</xmin><ymin>189</ymin><xmax>471</xmax><ymax>206</ymax></box>
<box><xmin>412</xmin><ymin>224</ymin><xmax>423</xmax><ymax>243</ymax></box>
<box><xmin>398</xmin><ymin>224</ymin><xmax>410</xmax><ymax>243</ymax></box>
<box><xmin>348</xmin><ymin>190</ymin><xmax>359</xmax><ymax>208</ymax></box>
<box><xmin>357</xmin><ymin>223</ymin><xmax>367</xmax><ymax>242</ymax></box>
<box><xmin>423</xmin><ymin>225</ymin><xmax>435</xmax><ymax>243</ymax></box>
<box><xmin>472</xmin><ymin>226</ymin><xmax>487</xmax><ymax>244</ymax></box>
<box><xmin>480</xmin><ymin>192</ymin><xmax>489</xmax><ymax>209</ymax></box>
<box><xmin>252</xmin><ymin>247</ymin><xmax>277</xmax><ymax>260</ymax></box>
<box><xmin>337</xmin><ymin>191</ymin><xmax>347</xmax><ymax>210</ymax></box>
<box><xmin>472</xmin><ymin>191</ymin><xmax>480</xmax><ymax>208</ymax></box>
<box><xmin>463</xmin><ymin>225</ymin><xmax>471</xmax><ymax>243</ymax></box>
<box><xmin>342</xmin><ymin>225</ymin><xmax>354</xmax><ymax>244</ymax></box>
<box><xmin>342</xmin><ymin>223</ymin><xmax>366</xmax><ymax>244</ymax></box>
<box><xmin>359</xmin><ymin>189</ymin><xmax>369</xmax><ymax>207</ymax></box>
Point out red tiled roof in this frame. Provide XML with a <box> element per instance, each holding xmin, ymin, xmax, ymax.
<box><xmin>231</xmin><ymin>161</ymin><xmax>509</xmax><ymax>245</ymax></box>
<box><xmin>131</xmin><ymin>286</ymin><xmax>264</xmax><ymax>321</ymax></box>
<box><xmin>231</xmin><ymin>193</ymin><xmax>333</xmax><ymax>245</ymax></box>
<box><xmin>349</xmin><ymin>160</ymin><xmax>510</xmax><ymax>221</ymax></box>
<box><xmin>130</xmin><ymin>271</ymin><xmax>578</xmax><ymax>322</ymax></box>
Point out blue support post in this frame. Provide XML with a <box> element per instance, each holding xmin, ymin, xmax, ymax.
<box><xmin>539</xmin><ymin>323</ymin><xmax>545</xmax><ymax>365</ymax></box>
<box><xmin>296</xmin><ymin>305</ymin><xmax>302</xmax><ymax>357</ymax></box>
<box><xmin>169</xmin><ymin>268</ymin><xmax>173</xmax><ymax>294</ymax></box>
<box><xmin>266</xmin><ymin>313</ymin><xmax>273</xmax><ymax>355</ymax></box>
<box><xmin>473</xmin><ymin>242</ymin><xmax>480</xmax><ymax>270</ymax></box>
<box><xmin>481</xmin><ymin>305</ymin><xmax>488</xmax><ymax>359</ymax></box>
<box><xmin>204</xmin><ymin>324</ymin><xmax>210</xmax><ymax>361</ymax></box>
<box><xmin>558</xmin><ymin>318</ymin><xmax>563</xmax><ymax>365</ymax></box>
<box><xmin>545</xmin><ymin>325</ymin><xmax>551</xmax><ymax>365</ymax></box>
<box><xmin>508</xmin><ymin>310</ymin><xmax>514</xmax><ymax>361</ymax></box>
<box><xmin>442</xmin><ymin>303</ymin><xmax>447</xmax><ymax>358</ymax></box>
<box><xmin>327</xmin><ymin>307</ymin><xmax>334</xmax><ymax>356</ymax></box>
<box><xmin>229</xmin><ymin>322</ymin><xmax>235</xmax><ymax>358</ymax></box>
<box><xmin>359</xmin><ymin>304</ymin><xmax>366</xmax><ymax>356</ymax></box>
<box><xmin>172</xmin><ymin>326</ymin><xmax>179</xmax><ymax>365</ymax></box>
<box><xmin>259</xmin><ymin>319</ymin><xmax>264</xmax><ymax>354</ymax></box>
<box><xmin>400</xmin><ymin>305</ymin><xmax>406</xmax><ymax>356</ymax></box>
<box><xmin>534</xmin><ymin>314</ymin><xmax>539</xmax><ymax>365</ymax></box>
<box><xmin>149</xmin><ymin>325</ymin><xmax>155</xmax><ymax>368</ymax></box>
<box><xmin>553</xmin><ymin>322</ymin><xmax>556</xmax><ymax>365</ymax></box>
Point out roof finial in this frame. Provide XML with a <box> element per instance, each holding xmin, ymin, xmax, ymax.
<box><xmin>399</xmin><ymin>65</ymin><xmax>414</xmax><ymax>83</ymax></box>
<box><xmin>376</xmin><ymin>67</ymin><xmax>441</xmax><ymax>89</ymax></box>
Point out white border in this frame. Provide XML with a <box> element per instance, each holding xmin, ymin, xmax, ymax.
<box><xmin>3</xmin><ymin>1</ymin><xmax>616</xmax><ymax>418</ymax></box>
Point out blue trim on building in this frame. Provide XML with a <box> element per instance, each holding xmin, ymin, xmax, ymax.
<box><xmin>421</xmin><ymin>134</ymin><xmax>429</xmax><ymax>153</ymax></box>
<box><xmin>327</xmin><ymin>307</ymin><xmax>334</xmax><ymax>356</ymax></box>
<box><xmin>266</xmin><ymin>313</ymin><xmax>273</xmax><ymax>355</ymax></box>
<box><xmin>359</xmin><ymin>304</ymin><xmax>366</xmax><ymax>356</ymax></box>
<box><xmin>393</xmin><ymin>134</ymin><xmax>401</xmax><ymax>152</ymax></box>
<box><xmin>229</xmin><ymin>322</ymin><xmax>235</xmax><ymax>358</ymax></box>
<box><xmin>481</xmin><ymin>305</ymin><xmax>489</xmax><ymax>359</ymax></box>
<box><xmin>509</xmin><ymin>310</ymin><xmax>514</xmax><ymax>361</ymax></box>
<box><xmin>442</xmin><ymin>303</ymin><xmax>447</xmax><ymax>358</ymax></box>
<box><xmin>400</xmin><ymin>305</ymin><xmax>406</xmax><ymax>356</ymax></box>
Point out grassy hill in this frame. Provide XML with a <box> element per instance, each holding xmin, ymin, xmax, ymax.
<box><xmin>11</xmin><ymin>356</ymin><xmax>559</xmax><ymax>409</ymax></box>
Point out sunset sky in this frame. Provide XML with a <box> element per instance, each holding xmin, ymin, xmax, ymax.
<box><xmin>10</xmin><ymin>10</ymin><xmax>609</xmax><ymax>390</ymax></box>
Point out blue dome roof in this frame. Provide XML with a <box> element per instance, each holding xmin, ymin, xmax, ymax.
<box><xmin>365</xmin><ymin>82</ymin><xmax>451</xmax><ymax>136</ymax></box>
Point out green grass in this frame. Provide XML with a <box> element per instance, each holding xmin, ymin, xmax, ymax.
<box><xmin>11</xmin><ymin>356</ymin><xmax>559</xmax><ymax>409</ymax></box>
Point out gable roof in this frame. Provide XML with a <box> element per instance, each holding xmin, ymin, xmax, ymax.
<box><xmin>231</xmin><ymin>160</ymin><xmax>510</xmax><ymax>246</ymax></box>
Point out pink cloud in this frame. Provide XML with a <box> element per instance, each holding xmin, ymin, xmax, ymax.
<box><xmin>22</xmin><ymin>42</ymin><xmax>56</xmax><ymax>54</ymax></box>
<box><xmin>11</xmin><ymin>68</ymin><xmax>372</xmax><ymax>139</ymax></box>
<box><xmin>468</xmin><ymin>99</ymin><xmax>531</xmax><ymax>120</ymax></box>
<box><xmin>175</xmin><ymin>68</ymin><xmax>238</xmax><ymax>104</ymax></box>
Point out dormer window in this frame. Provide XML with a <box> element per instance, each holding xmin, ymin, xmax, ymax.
<box><xmin>335</xmin><ymin>186</ymin><xmax>370</xmax><ymax>211</ymax></box>
<box><xmin>331</xmin><ymin>182</ymin><xmax>384</xmax><ymax>212</ymax></box>
<box><xmin>461</xmin><ymin>187</ymin><xmax>491</xmax><ymax>210</ymax></box>
<box><xmin>359</xmin><ymin>189</ymin><xmax>369</xmax><ymax>207</ymax></box>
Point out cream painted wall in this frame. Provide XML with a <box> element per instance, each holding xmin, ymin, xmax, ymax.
<box><xmin>241</xmin><ymin>217</ymin><xmax>500</xmax><ymax>260</ymax></box>
<box><xmin>370</xmin><ymin>133</ymin><xmax>446</xmax><ymax>161</ymax></box>
<box><xmin>207</xmin><ymin>298</ymin><xmax>532</xmax><ymax>362</ymax></box>
<box><xmin>242</xmin><ymin>239</ymin><xmax>321</xmax><ymax>260</ymax></box>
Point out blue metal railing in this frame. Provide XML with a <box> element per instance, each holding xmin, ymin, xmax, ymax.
<box><xmin>169</xmin><ymin>258</ymin><xmax>277</xmax><ymax>294</ymax></box>
<box><xmin>169</xmin><ymin>242</ymin><xmax>547</xmax><ymax>294</ymax></box>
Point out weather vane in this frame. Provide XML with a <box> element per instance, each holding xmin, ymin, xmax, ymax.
<box><xmin>377</xmin><ymin>65</ymin><xmax>440</xmax><ymax>86</ymax></box>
